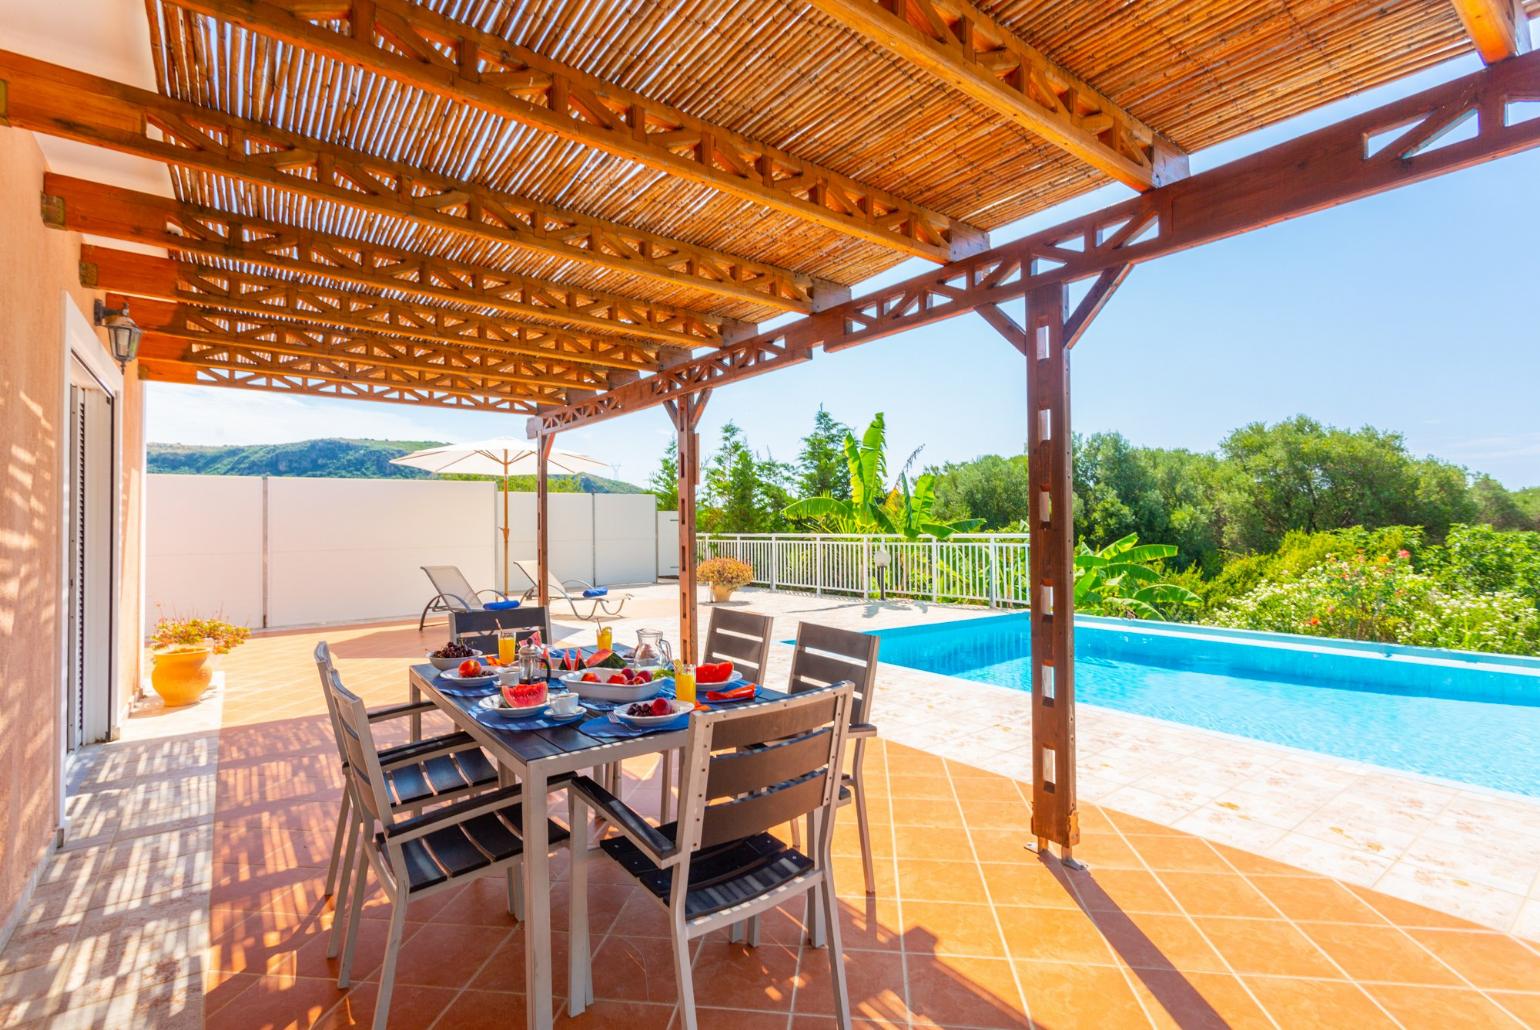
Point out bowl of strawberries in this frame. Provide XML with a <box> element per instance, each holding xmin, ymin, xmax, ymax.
<box><xmin>561</xmin><ymin>665</ymin><xmax>659</xmax><ymax>703</ymax></box>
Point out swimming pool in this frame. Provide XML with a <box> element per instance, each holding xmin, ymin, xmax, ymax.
<box><xmin>870</xmin><ymin>614</ymin><xmax>1540</xmax><ymax>797</ymax></box>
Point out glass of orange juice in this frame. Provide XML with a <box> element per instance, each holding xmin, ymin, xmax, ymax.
<box><xmin>497</xmin><ymin>629</ymin><xmax>519</xmax><ymax>667</ymax></box>
<box><xmin>596</xmin><ymin>624</ymin><xmax>613</xmax><ymax>651</ymax></box>
<box><xmin>674</xmin><ymin>661</ymin><xmax>696</xmax><ymax>705</ymax></box>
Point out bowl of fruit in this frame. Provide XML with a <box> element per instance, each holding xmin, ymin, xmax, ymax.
<box><xmin>427</xmin><ymin>641</ymin><xmax>485</xmax><ymax>671</ymax></box>
<box><xmin>695</xmin><ymin>661</ymin><xmax>742</xmax><ymax>687</ymax></box>
<box><xmin>439</xmin><ymin>657</ymin><xmax>497</xmax><ymax>687</ymax></box>
<box><xmin>562</xmin><ymin>664</ymin><xmax>660</xmax><ymax>703</ymax></box>
<box><xmin>613</xmin><ymin>697</ymin><xmax>693</xmax><ymax>728</ymax></box>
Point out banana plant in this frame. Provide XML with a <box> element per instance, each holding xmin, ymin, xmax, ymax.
<box><xmin>1073</xmin><ymin>533</ymin><xmax>1200</xmax><ymax>619</ymax></box>
<box><xmin>784</xmin><ymin>413</ymin><xmax>981</xmax><ymax>539</ymax></box>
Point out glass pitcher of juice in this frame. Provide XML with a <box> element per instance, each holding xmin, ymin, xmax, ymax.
<box><xmin>674</xmin><ymin>661</ymin><xmax>697</xmax><ymax>705</ymax></box>
<box><xmin>497</xmin><ymin>629</ymin><xmax>519</xmax><ymax>667</ymax></box>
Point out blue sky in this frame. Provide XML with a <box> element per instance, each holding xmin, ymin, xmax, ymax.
<box><xmin>147</xmin><ymin>44</ymin><xmax>1540</xmax><ymax>490</ymax></box>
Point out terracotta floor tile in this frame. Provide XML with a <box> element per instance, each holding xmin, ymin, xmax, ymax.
<box><xmin>1247</xmin><ymin>874</ymin><xmax>1389</xmax><ymax>924</ymax></box>
<box><xmin>202</xmin><ymin>974</ymin><xmax>346</xmax><ymax>1030</ymax></box>
<box><xmin>901</xmin><ymin>901</ymin><xmax>1009</xmax><ymax>959</ymax></box>
<box><xmin>1130</xmin><ymin>969</ymin><xmax>1272</xmax><ymax>1030</ymax></box>
<box><xmin>1347</xmin><ymin>884</ymin><xmax>1488</xmax><ymax>931</ymax></box>
<box><xmin>1088</xmin><ymin>912</ymin><xmax>1230</xmax><ymax>973</ymax></box>
<box><xmin>888</xmin><ymin>797</ymin><xmax>966</xmax><ymax>828</ymax></box>
<box><xmin>693</xmin><ymin>1008</ymin><xmax>799</xmax><ymax>1030</ymax></box>
<box><xmin>833</xmin><ymin>897</ymin><xmax>904</xmax><ymax>952</ymax></box>
<box><xmin>689</xmin><ymin>940</ymin><xmax>800</xmax><ymax>1011</ymax></box>
<box><xmin>890</xmin><ymin>825</ymin><xmax>971</xmax><ymax>862</ymax></box>
<box><xmin>311</xmin><ymin>981</ymin><xmax>458</xmax><ymax>1029</ymax></box>
<box><xmin>1300</xmin><ymin>921</ymin><xmax>1463</xmax><ymax>986</ymax></box>
<box><xmin>833</xmin><ymin>855</ymin><xmax>897</xmax><ymax>898</ymax></box>
<box><xmin>1363</xmin><ymin>983</ymin><xmax>1527</xmax><ymax>1028</ymax></box>
<box><xmin>1070</xmin><ymin>868</ymin><xmax>1181</xmax><ymax>915</ymax></box>
<box><xmin>367</xmin><ymin>922</ymin><xmax>510</xmax><ymax>990</ymax></box>
<box><xmin>429</xmin><ymin>988</ymin><xmax>528</xmax><ymax>1028</ymax></box>
<box><xmin>1192</xmin><ymin>917</ymin><xmax>1341</xmax><ymax>978</ymax></box>
<box><xmin>1105</xmin><ymin>811</ymin><xmax>1186</xmax><ymax>837</ymax></box>
<box><xmin>965</xmin><ymin>828</ymin><xmax>1043</xmax><ymax>865</ymax></box>
<box><xmin>977</xmin><ymin>861</ymin><xmax>1082</xmax><ymax>909</ymax></box>
<box><xmin>1126</xmin><ymin>836</ymin><xmax>1231</xmax><ymax>874</ymax></box>
<box><xmin>907</xmin><ymin>954</ymin><xmax>1028</xmax><ymax>1029</ymax></box>
<box><xmin>465</xmin><ymin>928</ymin><xmax>570</xmax><ymax>996</ymax></box>
<box><xmin>1242</xmin><ymin>975</ymin><xmax>1400</xmax><ymax>1028</ymax></box>
<box><xmin>1487</xmin><ymin>991</ymin><xmax>1540</xmax><ymax>1026</ymax></box>
<box><xmin>1158</xmin><ymin>871</ymin><xmax>1278</xmax><ymax>918</ymax></box>
<box><xmin>887</xmin><ymin>774</ymin><xmax>956</xmax><ymax>800</ymax></box>
<box><xmin>1014</xmin><ymin>960</ymin><xmax>1149</xmax><ymax>1029</ymax></box>
<box><xmin>995</xmin><ymin>906</ymin><xmax>1117</xmax><ymax>965</ymax></box>
<box><xmin>897</xmin><ymin>859</ymin><xmax>990</xmax><ymax>904</ymax></box>
<box><xmin>1063</xmin><ymin>832</ymin><xmax>1144</xmax><ymax>869</ymax></box>
<box><xmin>558</xmin><ymin>999</ymin><xmax>676</xmax><ymax>1029</ymax></box>
<box><xmin>1209</xmin><ymin>843</ymin><xmax>1312</xmax><ymax>876</ymax></box>
<box><xmin>954</xmin><ymin>798</ymin><xmax>1033</xmax><ymax>830</ymax></box>
<box><xmin>791</xmin><ymin>946</ymin><xmax>909</xmax><ymax>1023</ymax></box>
<box><xmin>586</xmin><ymin>933</ymin><xmax>681</xmax><ymax>1004</ymax></box>
<box><xmin>1403</xmin><ymin>929</ymin><xmax>1540</xmax><ymax>991</ymax></box>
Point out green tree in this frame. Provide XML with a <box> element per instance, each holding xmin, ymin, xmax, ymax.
<box><xmin>1073</xmin><ymin>534</ymin><xmax>1201</xmax><ymax>620</ymax></box>
<box><xmin>1469</xmin><ymin>475</ymin><xmax>1531</xmax><ymax>530</ymax></box>
<box><xmin>930</xmin><ymin>454</ymin><xmax>1031</xmax><ymax>529</ymax></box>
<box><xmin>700</xmin><ymin>423</ymin><xmax>796</xmax><ymax>533</ymax></box>
<box><xmin>796</xmin><ymin>407</ymin><xmax>852</xmax><ymax>502</ymax></box>
<box><xmin>649</xmin><ymin>440</ymin><xmax>678</xmax><ymax>511</ymax></box>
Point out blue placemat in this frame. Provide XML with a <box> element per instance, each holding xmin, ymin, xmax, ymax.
<box><xmin>579</xmin><ymin>713</ymin><xmax>690</xmax><ymax>738</ymax></box>
<box><xmin>475</xmin><ymin>709</ymin><xmax>586</xmax><ymax>731</ymax></box>
<box><xmin>435</xmin><ymin>677</ymin><xmax>500</xmax><ymax>697</ymax></box>
<box><xmin>657</xmin><ymin>681</ymin><xmax>766</xmax><ymax>706</ymax></box>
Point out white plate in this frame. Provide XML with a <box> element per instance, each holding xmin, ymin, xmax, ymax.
<box><xmin>542</xmin><ymin>706</ymin><xmax>586</xmax><ymax>724</ymax></box>
<box><xmin>476</xmin><ymin>693</ymin><xmax>548</xmax><ymax>718</ymax></box>
<box><xmin>439</xmin><ymin>667</ymin><xmax>496</xmax><ymax>686</ymax></box>
<box><xmin>612</xmin><ymin>699</ymin><xmax>694</xmax><ymax>727</ymax></box>
<box><xmin>561</xmin><ymin>670</ymin><xmax>662</xmax><ymax>703</ymax></box>
<box><xmin>426</xmin><ymin>650</ymin><xmax>486</xmax><ymax>671</ymax></box>
<box><xmin>694</xmin><ymin>672</ymin><xmax>747</xmax><ymax>690</ymax></box>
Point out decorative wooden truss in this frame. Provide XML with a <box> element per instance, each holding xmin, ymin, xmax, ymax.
<box><xmin>533</xmin><ymin>48</ymin><xmax>1540</xmax><ymax>434</ymax></box>
<box><xmin>170</xmin><ymin>0</ymin><xmax>988</xmax><ymax>263</ymax></box>
<box><xmin>1452</xmin><ymin>0</ymin><xmax>1532</xmax><ymax>64</ymax></box>
<box><xmin>1</xmin><ymin>50</ymin><xmax>840</xmax><ymax>313</ymax></box>
<box><xmin>52</xmin><ymin>177</ymin><xmax>738</xmax><ymax>349</ymax></box>
<box><xmin>805</xmin><ymin>0</ymin><xmax>1187</xmax><ymax>189</ymax></box>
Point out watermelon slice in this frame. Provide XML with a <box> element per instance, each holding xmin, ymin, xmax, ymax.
<box><xmin>584</xmin><ymin>648</ymin><xmax>614</xmax><ymax>668</ymax></box>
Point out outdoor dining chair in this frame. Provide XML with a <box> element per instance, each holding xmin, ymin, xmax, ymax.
<box><xmin>312</xmin><ymin>643</ymin><xmax>502</xmax><ymax>921</ymax></box>
<box><xmin>417</xmin><ymin>564</ymin><xmax>515</xmax><ymax>631</ymax></box>
<box><xmin>564</xmin><ymin>682</ymin><xmax>857</xmax><ymax>1030</ymax></box>
<box><xmin>448</xmin><ymin>605</ymin><xmax>551</xmax><ymax>655</ymax></box>
<box><xmin>658</xmin><ymin>607</ymin><xmax>776</xmax><ymax>820</ymax></box>
<box><xmin>320</xmin><ymin>647</ymin><xmax>572</xmax><ymax>1030</ymax></box>
<box><xmin>510</xmin><ymin>558</ymin><xmax>631</xmax><ymax>622</ymax></box>
<box><xmin>786</xmin><ymin>622</ymin><xmax>882</xmax><ymax>896</ymax></box>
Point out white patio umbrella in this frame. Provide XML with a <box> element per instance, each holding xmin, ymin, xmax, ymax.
<box><xmin>391</xmin><ymin>437</ymin><xmax>611</xmax><ymax>593</ymax></box>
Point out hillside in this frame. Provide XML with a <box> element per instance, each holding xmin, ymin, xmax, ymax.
<box><xmin>147</xmin><ymin>438</ymin><xmax>643</xmax><ymax>493</ymax></box>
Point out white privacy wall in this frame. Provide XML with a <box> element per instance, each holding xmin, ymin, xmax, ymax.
<box><xmin>145</xmin><ymin>475</ymin><xmax>662</xmax><ymax>630</ymax></box>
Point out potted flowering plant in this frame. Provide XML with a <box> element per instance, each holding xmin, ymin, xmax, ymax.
<box><xmin>698</xmin><ymin>556</ymin><xmax>754</xmax><ymax>603</ymax></box>
<box><xmin>148</xmin><ymin>614</ymin><xmax>250</xmax><ymax>706</ymax></box>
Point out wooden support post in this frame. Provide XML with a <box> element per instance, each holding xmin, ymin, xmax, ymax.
<box><xmin>665</xmin><ymin>390</ymin><xmax>710</xmax><ymax>664</ymax></box>
<box><xmin>1025</xmin><ymin>282</ymin><xmax>1079</xmax><ymax>862</ymax></box>
<box><xmin>536</xmin><ymin>434</ymin><xmax>553</xmax><ymax>608</ymax></box>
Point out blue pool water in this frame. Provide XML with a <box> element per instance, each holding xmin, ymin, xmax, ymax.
<box><xmin>871</xmin><ymin>615</ymin><xmax>1540</xmax><ymax>797</ymax></box>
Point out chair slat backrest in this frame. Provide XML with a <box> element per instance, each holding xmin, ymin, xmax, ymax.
<box><xmin>702</xmin><ymin>608</ymin><xmax>774</xmax><ymax>685</ymax></box>
<box><xmin>787</xmin><ymin>623</ymin><xmax>880</xmax><ymax>725</ymax></box>
<box><xmin>314</xmin><ymin>644</ymin><xmax>396</xmax><ymax>829</ymax></box>
<box><xmin>449</xmin><ymin>606</ymin><xmax>551</xmax><ymax>655</ymax></box>
<box><xmin>313</xmin><ymin>641</ymin><xmax>351</xmax><ymax>769</ymax></box>
<box><xmin>675</xmin><ymin>684</ymin><xmax>854</xmax><ymax>854</ymax></box>
<box><xmin>422</xmin><ymin>565</ymin><xmax>480</xmax><ymax>612</ymax></box>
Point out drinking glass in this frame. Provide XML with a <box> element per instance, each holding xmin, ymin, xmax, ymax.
<box><xmin>674</xmin><ymin>661</ymin><xmax>697</xmax><ymax>705</ymax></box>
<box><xmin>497</xmin><ymin>629</ymin><xmax>519</xmax><ymax>666</ymax></box>
<box><xmin>596</xmin><ymin>624</ymin><xmax>613</xmax><ymax>651</ymax></box>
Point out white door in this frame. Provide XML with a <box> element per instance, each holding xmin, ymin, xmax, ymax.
<box><xmin>65</xmin><ymin>368</ymin><xmax>115</xmax><ymax>752</ymax></box>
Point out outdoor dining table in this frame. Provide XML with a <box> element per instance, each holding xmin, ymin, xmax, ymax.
<box><xmin>410</xmin><ymin>655</ymin><xmax>791</xmax><ymax>1029</ymax></box>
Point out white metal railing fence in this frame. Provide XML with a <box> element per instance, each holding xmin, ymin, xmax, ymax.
<box><xmin>696</xmin><ymin>533</ymin><xmax>1033</xmax><ymax>606</ymax></box>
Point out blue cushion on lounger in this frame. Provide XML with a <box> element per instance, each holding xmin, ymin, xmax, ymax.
<box><xmin>582</xmin><ymin>587</ymin><xmax>609</xmax><ymax>598</ymax></box>
<box><xmin>485</xmin><ymin>600</ymin><xmax>521</xmax><ymax>610</ymax></box>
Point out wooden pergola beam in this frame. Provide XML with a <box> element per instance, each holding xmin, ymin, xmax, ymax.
<box><xmin>804</xmin><ymin>0</ymin><xmax>1187</xmax><ymax>189</ymax></box>
<box><xmin>137</xmin><ymin>337</ymin><xmax>561</xmax><ymax>408</ymax></box>
<box><xmin>170</xmin><ymin>0</ymin><xmax>987</xmax><ymax>263</ymax></box>
<box><xmin>84</xmin><ymin>246</ymin><xmax>670</xmax><ymax>373</ymax></box>
<box><xmin>139</xmin><ymin>354</ymin><xmax>539</xmax><ymax>412</ymax></box>
<box><xmin>124</xmin><ymin>296</ymin><xmax>608</xmax><ymax>395</ymax></box>
<box><xmin>1</xmin><ymin>50</ymin><xmax>840</xmax><ymax>313</ymax></box>
<box><xmin>530</xmin><ymin>47</ymin><xmax>1540</xmax><ymax>435</ymax></box>
<box><xmin>1451</xmin><ymin>0</ymin><xmax>1532</xmax><ymax>64</ymax></box>
<box><xmin>50</xmin><ymin>176</ymin><xmax>740</xmax><ymax>349</ymax></box>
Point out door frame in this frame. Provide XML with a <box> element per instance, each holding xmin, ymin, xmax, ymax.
<box><xmin>55</xmin><ymin>294</ymin><xmax>124</xmax><ymax>842</ymax></box>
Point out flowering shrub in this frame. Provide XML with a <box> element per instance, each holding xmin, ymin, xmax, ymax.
<box><xmin>697</xmin><ymin>556</ymin><xmax>755</xmax><ymax>590</ymax></box>
<box><xmin>151</xmin><ymin>615</ymin><xmax>251</xmax><ymax>655</ymax></box>
<box><xmin>1212</xmin><ymin>550</ymin><xmax>1540</xmax><ymax>655</ymax></box>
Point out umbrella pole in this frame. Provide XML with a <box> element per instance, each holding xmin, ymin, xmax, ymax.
<box><xmin>502</xmin><ymin>471</ymin><xmax>510</xmax><ymax>595</ymax></box>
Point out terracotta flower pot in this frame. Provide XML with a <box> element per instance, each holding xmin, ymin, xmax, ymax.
<box><xmin>150</xmin><ymin>646</ymin><xmax>214</xmax><ymax>706</ymax></box>
<box><xmin>710</xmin><ymin>584</ymin><xmax>737</xmax><ymax>603</ymax></box>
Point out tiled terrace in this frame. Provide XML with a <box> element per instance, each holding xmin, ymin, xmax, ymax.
<box><xmin>3</xmin><ymin>597</ymin><xmax>1540</xmax><ymax>1028</ymax></box>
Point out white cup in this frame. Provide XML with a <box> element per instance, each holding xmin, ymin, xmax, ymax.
<box><xmin>497</xmin><ymin>667</ymin><xmax>519</xmax><ymax>687</ymax></box>
<box><xmin>549</xmin><ymin>691</ymin><xmax>581</xmax><ymax>717</ymax></box>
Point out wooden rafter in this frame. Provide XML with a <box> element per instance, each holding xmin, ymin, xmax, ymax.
<box><xmin>1451</xmin><ymin>0</ymin><xmax>1532</xmax><ymax>64</ymax></box>
<box><xmin>169</xmin><ymin>0</ymin><xmax>988</xmax><ymax>263</ymax></box>
<box><xmin>139</xmin><ymin>354</ymin><xmax>538</xmax><ymax>412</ymax></box>
<box><xmin>804</xmin><ymin>0</ymin><xmax>1187</xmax><ymax>189</ymax></box>
<box><xmin>1</xmin><ymin>50</ymin><xmax>839</xmax><ymax>313</ymax></box>
<box><xmin>50</xmin><ymin>177</ymin><xmax>738</xmax><ymax>349</ymax></box>
<box><xmin>124</xmin><ymin>296</ymin><xmax>608</xmax><ymax>395</ymax></box>
<box><xmin>531</xmin><ymin>48</ymin><xmax>1540</xmax><ymax>434</ymax></box>
<box><xmin>84</xmin><ymin>247</ymin><xmax>670</xmax><ymax>373</ymax></box>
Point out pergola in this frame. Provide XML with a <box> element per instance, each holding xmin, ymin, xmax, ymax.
<box><xmin>5</xmin><ymin>0</ymin><xmax>1537</xmax><ymax>882</ymax></box>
